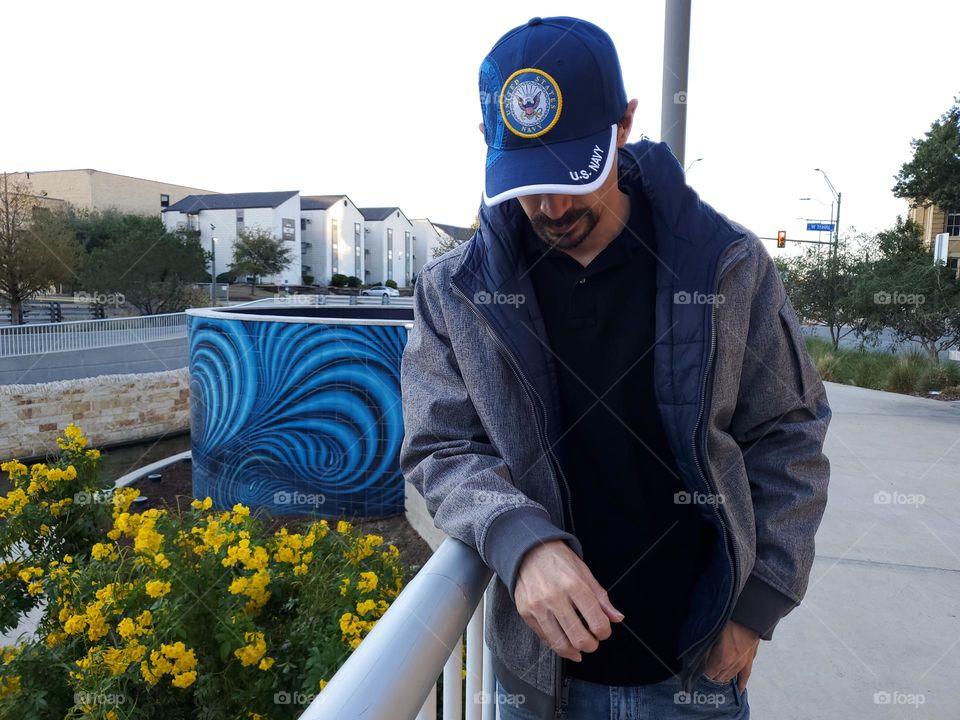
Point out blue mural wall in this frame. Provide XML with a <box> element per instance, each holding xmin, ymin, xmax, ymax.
<box><xmin>187</xmin><ymin>314</ymin><xmax>409</xmax><ymax>518</ymax></box>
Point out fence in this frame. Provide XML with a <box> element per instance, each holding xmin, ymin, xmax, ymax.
<box><xmin>0</xmin><ymin>313</ymin><xmax>188</xmax><ymax>358</ymax></box>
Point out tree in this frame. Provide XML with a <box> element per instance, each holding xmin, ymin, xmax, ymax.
<box><xmin>0</xmin><ymin>174</ymin><xmax>83</xmax><ymax>324</ymax></box>
<box><xmin>782</xmin><ymin>237</ymin><xmax>863</xmax><ymax>349</ymax></box>
<box><xmin>61</xmin><ymin>207</ymin><xmax>130</xmax><ymax>254</ymax></box>
<box><xmin>892</xmin><ymin>96</ymin><xmax>960</xmax><ymax>212</ymax></box>
<box><xmin>229</xmin><ymin>227</ymin><xmax>294</xmax><ymax>294</ymax></box>
<box><xmin>854</xmin><ymin>217</ymin><xmax>960</xmax><ymax>362</ymax></box>
<box><xmin>431</xmin><ymin>217</ymin><xmax>478</xmax><ymax>259</ymax></box>
<box><xmin>81</xmin><ymin>214</ymin><xmax>208</xmax><ymax>315</ymax></box>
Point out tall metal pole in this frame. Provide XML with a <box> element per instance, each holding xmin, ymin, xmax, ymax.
<box><xmin>834</xmin><ymin>191</ymin><xmax>842</xmax><ymax>262</ymax></box>
<box><xmin>661</xmin><ymin>0</ymin><xmax>692</xmax><ymax>168</ymax></box>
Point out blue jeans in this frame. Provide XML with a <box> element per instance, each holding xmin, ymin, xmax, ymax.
<box><xmin>495</xmin><ymin>671</ymin><xmax>749</xmax><ymax>719</ymax></box>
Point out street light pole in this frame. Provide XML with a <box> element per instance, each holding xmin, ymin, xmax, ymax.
<box><xmin>814</xmin><ymin>168</ymin><xmax>841</xmax><ymax>262</ymax></box>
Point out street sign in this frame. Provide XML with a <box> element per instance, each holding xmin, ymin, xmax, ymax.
<box><xmin>807</xmin><ymin>222</ymin><xmax>835</xmax><ymax>232</ymax></box>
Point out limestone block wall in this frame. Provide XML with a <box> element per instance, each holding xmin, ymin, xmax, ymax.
<box><xmin>0</xmin><ymin>368</ymin><xmax>189</xmax><ymax>461</ymax></box>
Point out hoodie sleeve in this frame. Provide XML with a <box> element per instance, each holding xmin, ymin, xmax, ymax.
<box><xmin>728</xmin><ymin>241</ymin><xmax>832</xmax><ymax>641</ymax></box>
<box><xmin>399</xmin><ymin>262</ymin><xmax>583</xmax><ymax>599</ymax></box>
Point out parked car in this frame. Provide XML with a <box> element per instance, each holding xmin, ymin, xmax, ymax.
<box><xmin>360</xmin><ymin>285</ymin><xmax>400</xmax><ymax>297</ymax></box>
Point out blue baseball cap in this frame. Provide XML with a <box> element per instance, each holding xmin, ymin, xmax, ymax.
<box><xmin>479</xmin><ymin>16</ymin><xmax>628</xmax><ymax>206</ymax></box>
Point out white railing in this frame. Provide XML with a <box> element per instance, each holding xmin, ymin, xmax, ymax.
<box><xmin>302</xmin><ymin>538</ymin><xmax>498</xmax><ymax>720</ymax></box>
<box><xmin>0</xmin><ymin>313</ymin><xmax>187</xmax><ymax>358</ymax></box>
<box><xmin>233</xmin><ymin>294</ymin><xmax>415</xmax><ymax>308</ymax></box>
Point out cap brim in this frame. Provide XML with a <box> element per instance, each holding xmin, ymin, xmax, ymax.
<box><xmin>483</xmin><ymin>124</ymin><xmax>618</xmax><ymax>207</ymax></box>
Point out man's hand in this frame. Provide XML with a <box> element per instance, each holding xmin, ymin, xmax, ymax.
<box><xmin>702</xmin><ymin>620</ymin><xmax>760</xmax><ymax>694</ymax></box>
<box><xmin>513</xmin><ymin>540</ymin><xmax>624</xmax><ymax>661</ymax></box>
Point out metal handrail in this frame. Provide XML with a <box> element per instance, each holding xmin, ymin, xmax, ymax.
<box><xmin>301</xmin><ymin>538</ymin><xmax>495</xmax><ymax>720</ymax></box>
<box><xmin>0</xmin><ymin>312</ymin><xmax>187</xmax><ymax>358</ymax></box>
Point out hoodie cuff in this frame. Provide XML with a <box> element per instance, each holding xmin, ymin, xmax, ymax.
<box><xmin>482</xmin><ymin>505</ymin><xmax>583</xmax><ymax>600</ymax></box>
<box><xmin>730</xmin><ymin>572</ymin><xmax>798</xmax><ymax>641</ymax></box>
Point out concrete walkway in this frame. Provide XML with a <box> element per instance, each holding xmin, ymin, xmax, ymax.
<box><xmin>749</xmin><ymin>382</ymin><xmax>960</xmax><ymax>719</ymax></box>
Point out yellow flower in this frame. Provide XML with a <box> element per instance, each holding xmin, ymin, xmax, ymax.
<box><xmin>356</xmin><ymin>599</ymin><xmax>376</xmax><ymax>616</ymax></box>
<box><xmin>145</xmin><ymin>580</ymin><xmax>172</xmax><ymax>598</ymax></box>
<box><xmin>356</xmin><ymin>571</ymin><xmax>378</xmax><ymax>593</ymax></box>
<box><xmin>117</xmin><ymin>618</ymin><xmax>137</xmax><ymax>639</ymax></box>
<box><xmin>171</xmin><ymin>670</ymin><xmax>197</xmax><ymax>688</ymax></box>
<box><xmin>191</xmin><ymin>497</ymin><xmax>213</xmax><ymax>511</ymax></box>
<box><xmin>258</xmin><ymin>656</ymin><xmax>274</xmax><ymax>671</ymax></box>
<box><xmin>234</xmin><ymin>631</ymin><xmax>267</xmax><ymax>667</ymax></box>
<box><xmin>17</xmin><ymin>566</ymin><xmax>43</xmax><ymax>583</ymax></box>
<box><xmin>91</xmin><ymin>543</ymin><xmax>117</xmax><ymax>561</ymax></box>
<box><xmin>63</xmin><ymin>614</ymin><xmax>87</xmax><ymax>635</ymax></box>
<box><xmin>86</xmin><ymin>449</ymin><xmax>101</xmax><ymax>460</ymax></box>
<box><xmin>336</xmin><ymin>519</ymin><xmax>352</xmax><ymax>534</ymax></box>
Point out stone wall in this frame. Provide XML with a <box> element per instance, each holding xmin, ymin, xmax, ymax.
<box><xmin>0</xmin><ymin>368</ymin><xmax>189</xmax><ymax>461</ymax></box>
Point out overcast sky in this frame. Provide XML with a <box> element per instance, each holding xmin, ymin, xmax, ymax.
<box><xmin>5</xmin><ymin>0</ymin><xmax>957</xmax><ymax>253</ymax></box>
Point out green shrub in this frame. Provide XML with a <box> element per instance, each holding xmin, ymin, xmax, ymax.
<box><xmin>919</xmin><ymin>361</ymin><xmax>960</xmax><ymax>392</ymax></box>
<box><xmin>346</xmin><ymin>276</ymin><xmax>362</xmax><ymax>288</ymax></box>
<box><xmin>384</xmin><ymin>280</ymin><xmax>398</xmax><ymax>289</ymax></box>
<box><xmin>329</xmin><ymin>274</ymin><xmax>348</xmax><ymax>288</ymax></box>
<box><xmin>0</xmin><ymin>425</ymin><xmax>405</xmax><ymax>719</ymax></box>
<box><xmin>885</xmin><ymin>353</ymin><xmax>928</xmax><ymax>394</ymax></box>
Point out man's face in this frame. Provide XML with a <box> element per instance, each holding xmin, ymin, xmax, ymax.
<box><xmin>517</xmin><ymin>193</ymin><xmax>600</xmax><ymax>251</ymax></box>
<box><xmin>515</xmin><ymin>155</ymin><xmax>621</xmax><ymax>250</ymax></box>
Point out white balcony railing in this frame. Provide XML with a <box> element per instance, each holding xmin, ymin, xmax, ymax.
<box><xmin>301</xmin><ymin>538</ymin><xmax>497</xmax><ymax>720</ymax></box>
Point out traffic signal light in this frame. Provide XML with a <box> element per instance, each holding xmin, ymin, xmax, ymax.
<box><xmin>777</xmin><ymin>230</ymin><xmax>786</xmax><ymax>249</ymax></box>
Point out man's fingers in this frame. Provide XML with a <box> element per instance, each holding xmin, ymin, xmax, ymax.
<box><xmin>737</xmin><ymin>664</ymin><xmax>751</xmax><ymax>694</ymax></box>
<box><xmin>538</xmin><ymin>612</ymin><xmax>582</xmax><ymax>662</ymax></box>
<box><xmin>570</xmin><ymin>585</ymin><xmax>614</xmax><ymax>642</ymax></box>
<box><xmin>582</xmin><ymin>573</ymin><xmax>624</xmax><ymax>622</ymax></box>
<box><xmin>555</xmin><ymin>602</ymin><xmax>600</xmax><ymax>655</ymax></box>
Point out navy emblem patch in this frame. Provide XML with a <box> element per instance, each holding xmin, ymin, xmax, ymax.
<box><xmin>499</xmin><ymin>68</ymin><xmax>562</xmax><ymax>139</ymax></box>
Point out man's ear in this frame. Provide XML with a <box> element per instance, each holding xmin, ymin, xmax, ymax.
<box><xmin>478</xmin><ymin>122</ymin><xmax>486</xmax><ymax>136</ymax></box>
<box><xmin>617</xmin><ymin>99</ymin><xmax>639</xmax><ymax>147</ymax></box>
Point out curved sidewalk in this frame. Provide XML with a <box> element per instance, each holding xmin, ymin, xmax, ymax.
<box><xmin>749</xmin><ymin>382</ymin><xmax>960</xmax><ymax>718</ymax></box>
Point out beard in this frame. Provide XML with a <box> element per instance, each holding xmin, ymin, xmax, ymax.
<box><xmin>529</xmin><ymin>206</ymin><xmax>599</xmax><ymax>251</ymax></box>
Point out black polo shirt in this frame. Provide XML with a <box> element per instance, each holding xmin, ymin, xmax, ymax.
<box><xmin>520</xmin><ymin>186</ymin><xmax>715</xmax><ymax>686</ymax></box>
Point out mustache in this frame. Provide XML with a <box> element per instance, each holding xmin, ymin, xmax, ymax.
<box><xmin>532</xmin><ymin>207</ymin><xmax>592</xmax><ymax>230</ymax></box>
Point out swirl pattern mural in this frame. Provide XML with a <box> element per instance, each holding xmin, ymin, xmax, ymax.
<box><xmin>187</xmin><ymin>312</ymin><xmax>410</xmax><ymax>518</ymax></box>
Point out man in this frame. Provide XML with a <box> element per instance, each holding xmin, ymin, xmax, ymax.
<box><xmin>400</xmin><ymin>16</ymin><xmax>831</xmax><ymax>720</ymax></box>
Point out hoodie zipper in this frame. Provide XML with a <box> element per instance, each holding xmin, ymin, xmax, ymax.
<box><xmin>449</xmin><ymin>283</ymin><xmax>574</xmax><ymax>717</ymax></box>
<box><xmin>677</xmin><ymin>239</ymin><xmax>750</xmax><ymax>686</ymax></box>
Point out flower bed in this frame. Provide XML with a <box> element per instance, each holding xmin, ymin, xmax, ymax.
<box><xmin>0</xmin><ymin>424</ymin><xmax>407</xmax><ymax>719</ymax></box>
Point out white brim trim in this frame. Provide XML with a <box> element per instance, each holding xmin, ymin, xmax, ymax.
<box><xmin>482</xmin><ymin>124</ymin><xmax>618</xmax><ymax>207</ymax></box>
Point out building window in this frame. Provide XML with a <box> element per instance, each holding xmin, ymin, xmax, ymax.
<box><xmin>387</xmin><ymin>228</ymin><xmax>393</xmax><ymax>281</ymax></box>
<box><xmin>947</xmin><ymin>257</ymin><xmax>958</xmax><ymax>269</ymax></box>
<box><xmin>405</xmin><ymin>231</ymin><xmax>412</xmax><ymax>284</ymax></box>
<box><xmin>331</xmin><ymin>219</ymin><xmax>339</xmax><ymax>275</ymax></box>
<box><xmin>354</xmin><ymin>222</ymin><xmax>362</xmax><ymax>276</ymax></box>
<box><xmin>300</xmin><ymin>218</ymin><xmax>307</xmax><ymax>231</ymax></box>
<box><xmin>946</xmin><ymin>211</ymin><xmax>960</xmax><ymax>237</ymax></box>
<box><xmin>236</xmin><ymin>209</ymin><xmax>244</xmax><ymax>234</ymax></box>
<box><xmin>160</xmin><ymin>194</ymin><xmax>170</xmax><ymax>208</ymax></box>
